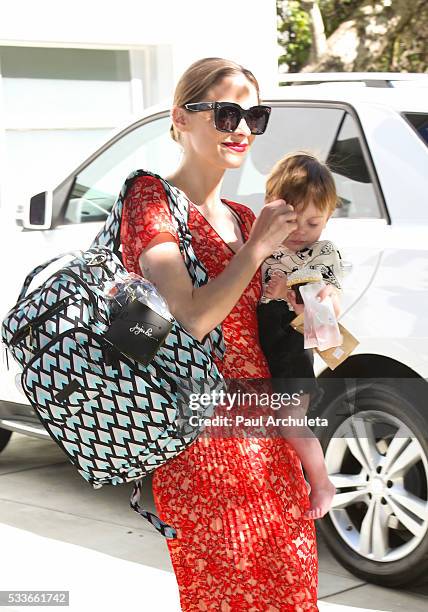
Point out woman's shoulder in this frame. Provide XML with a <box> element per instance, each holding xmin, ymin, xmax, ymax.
<box><xmin>122</xmin><ymin>171</ymin><xmax>175</xmax><ymax>213</ymax></box>
<box><xmin>120</xmin><ymin>170</ymin><xmax>179</xmax><ymax>253</ymax></box>
<box><xmin>124</xmin><ymin>170</ymin><xmax>167</xmax><ymax>196</ymax></box>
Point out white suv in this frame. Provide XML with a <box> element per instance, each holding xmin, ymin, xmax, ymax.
<box><xmin>1</xmin><ymin>74</ymin><xmax>428</xmax><ymax>587</ymax></box>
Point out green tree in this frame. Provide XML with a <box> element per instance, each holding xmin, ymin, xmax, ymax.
<box><xmin>318</xmin><ymin>0</ymin><xmax>362</xmax><ymax>37</ymax></box>
<box><xmin>277</xmin><ymin>0</ymin><xmax>428</xmax><ymax>73</ymax></box>
<box><xmin>277</xmin><ymin>0</ymin><xmax>312</xmax><ymax>72</ymax></box>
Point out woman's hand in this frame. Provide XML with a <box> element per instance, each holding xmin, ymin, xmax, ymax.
<box><xmin>247</xmin><ymin>199</ymin><xmax>298</xmax><ymax>263</ymax></box>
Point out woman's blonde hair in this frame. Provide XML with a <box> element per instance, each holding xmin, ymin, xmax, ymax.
<box><xmin>265</xmin><ymin>152</ymin><xmax>338</xmax><ymax>215</ymax></box>
<box><xmin>170</xmin><ymin>57</ymin><xmax>260</xmax><ymax>143</ymax></box>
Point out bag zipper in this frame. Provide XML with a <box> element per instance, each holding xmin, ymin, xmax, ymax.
<box><xmin>11</xmin><ymin>296</ymin><xmax>71</xmax><ymax>347</ymax></box>
<box><xmin>10</xmin><ymin>261</ymin><xmax>112</xmax><ymax>349</ymax></box>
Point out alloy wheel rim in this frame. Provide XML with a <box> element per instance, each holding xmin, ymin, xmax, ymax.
<box><xmin>325</xmin><ymin>409</ymin><xmax>428</xmax><ymax>562</ymax></box>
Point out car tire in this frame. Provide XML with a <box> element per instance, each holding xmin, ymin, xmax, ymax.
<box><xmin>0</xmin><ymin>427</ymin><xmax>12</xmax><ymax>453</ymax></box>
<box><xmin>317</xmin><ymin>379</ymin><xmax>428</xmax><ymax>587</ymax></box>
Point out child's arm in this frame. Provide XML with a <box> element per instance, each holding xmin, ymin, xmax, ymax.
<box><xmin>265</xmin><ymin>271</ymin><xmax>341</xmax><ymax>316</ymax></box>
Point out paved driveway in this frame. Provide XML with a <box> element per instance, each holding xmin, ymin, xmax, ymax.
<box><xmin>1</xmin><ymin>433</ymin><xmax>427</xmax><ymax>611</ymax></box>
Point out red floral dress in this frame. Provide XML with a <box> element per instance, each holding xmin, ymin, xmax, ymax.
<box><xmin>120</xmin><ymin>175</ymin><xmax>319</xmax><ymax>611</ymax></box>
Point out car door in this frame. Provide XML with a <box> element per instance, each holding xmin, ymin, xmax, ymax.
<box><xmin>11</xmin><ymin>113</ymin><xmax>182</xmax><ymax>297</ymax></box>
<box><xmin>221</xmin><ymin>103</ymin><xmax>387</xmax><ymax>315</ymax></box>
<box><xmin>1</xmin><ymin>113</ymin><xmax>181</xmax><ymax>406</ymax></box>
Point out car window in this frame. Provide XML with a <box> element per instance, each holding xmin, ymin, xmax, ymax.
<box><xmin>62</xmin><ymin>115</ymin><xmax>180</xmax><ymax>224</ymax></box>
<box><xmin>404</xmin><ymin>113</ymin><xmax>428</xmax><ymax>148</ymax></box>
<box><xmin>62</xmin><ymin>105</ymin><xmax>382</xmax><ymax>224</ymax></box>
<box><xmin>222</xmin><ymin>105</ymin><xmax>382</xmax><ymax>219</ymax></box>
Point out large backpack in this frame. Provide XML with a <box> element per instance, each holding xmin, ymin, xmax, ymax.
<box><xmin>1</xmin><ymin>169</ymin><xmax>226</xmax><ymax>539</ymax></box>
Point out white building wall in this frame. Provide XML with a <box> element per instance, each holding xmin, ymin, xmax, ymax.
<box><xmin>0</xmin><ymin>0</ymin><xmax>278</xmax><ymax>92</ymax></box>
<box><xmin>0</xmin><ymin>0</ymin><xmax>278</xmax><ymax>220</ymax></box>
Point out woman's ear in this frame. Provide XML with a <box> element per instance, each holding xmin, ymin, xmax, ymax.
<box><xmin>171</xmin><ymin>106</ymin><xmax>189</xmax><ymax>136</ymax></box>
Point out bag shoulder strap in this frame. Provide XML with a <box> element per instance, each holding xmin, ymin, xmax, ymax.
<box><xmin>90</xmin><ymin>169</ymin><xmax>225</xmax><ymax>359</ymax></box>
<box><xmin>130</xmin><ymin>479</ymin><xmax>177</xmax><ymax>539</ymax></box>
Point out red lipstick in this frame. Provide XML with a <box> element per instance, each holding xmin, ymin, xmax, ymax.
<box><xmin>222</xmin><ymin>142</ymin><xmax>248</xmax><ymax>153</ymax></box>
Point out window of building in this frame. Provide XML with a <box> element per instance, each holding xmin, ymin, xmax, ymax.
<box><xmin>0</xmin><ymin>46</ymin><xmax>137</xmax><ymax>218</ymax></box>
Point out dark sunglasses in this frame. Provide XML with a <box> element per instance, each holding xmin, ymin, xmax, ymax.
<box><xmin>183</xmin><ymin>101</ymin><xmax>271</xmax><ymax>135</ymax></box>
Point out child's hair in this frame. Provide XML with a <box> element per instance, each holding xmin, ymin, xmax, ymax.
<box><xmin>265</xmin><ymin>152</ymin><xmax>338</xmax><ymax>215</ymax></box>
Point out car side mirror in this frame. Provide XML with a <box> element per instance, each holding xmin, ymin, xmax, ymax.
<box><xmin>22</xmin><ymin>191</ymin><xmax>53</xmax><ymax>230</ymax></box>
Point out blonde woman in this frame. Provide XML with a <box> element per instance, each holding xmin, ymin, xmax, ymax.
<box><xmin>120</xmin><ymin>58</ymin><xmax>320</xmax><ymax>610</ymax></box>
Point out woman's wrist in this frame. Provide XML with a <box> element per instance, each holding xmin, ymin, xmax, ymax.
<box><xmin>241</xmin><ymin>238</ymin><xmax>269</xmax><ymax>268</ymax></box>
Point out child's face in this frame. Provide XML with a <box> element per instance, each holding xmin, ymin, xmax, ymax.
<box><xmin>281</xmin><ymin>200</ymin><xmax>330</xmax><ymax>252</ymax></box>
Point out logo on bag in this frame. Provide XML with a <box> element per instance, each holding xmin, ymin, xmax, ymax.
<box><xmin>129</xmin><ymin>323</ymin><xmax>153</xmax><ymax>337</ymax></box>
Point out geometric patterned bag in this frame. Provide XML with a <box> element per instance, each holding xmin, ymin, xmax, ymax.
<box><xmin>1</xmin><ymin>169</ymin><xmax>225</xmax><ymax>539</ymax></box>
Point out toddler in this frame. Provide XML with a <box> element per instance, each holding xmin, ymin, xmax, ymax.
<box><xmin>257</xmin><ymin>152</ymin><xmax>341</xmax><ymax>519</ymax></box>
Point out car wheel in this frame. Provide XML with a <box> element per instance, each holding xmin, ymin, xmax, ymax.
<box><xmin>0</xmin><ymin>427</ymin><xmax>12</xmax><ymax>453</ymax></box>
<box><xmin>317</xmin><ymin>380</ymin><xmax>428</xmax><ymax>587</ymax></box>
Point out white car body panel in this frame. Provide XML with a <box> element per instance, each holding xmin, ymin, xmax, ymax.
<box><xmin>2</xmin><ymin>81</ymin><xmax>428</xmax><ymax>407</ymax></box>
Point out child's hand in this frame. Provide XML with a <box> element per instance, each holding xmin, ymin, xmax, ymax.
<box><xmin>286</xmin><ymin>284</ymin><xmax>342</xmax><ymax>317</ymax></box>
<box><xmin>285</xmin><ymin>288</ymin><xmax>304</xmax><ymax>314</ymax></box>
<box><xmin>264</xmin><ymin>272</ymin><xmax>289</xmax><ymax>301</ymax></box>
<box><xmin>317</xmin><ymin>284</ymin><xmax>341</xmax><ymax>318</ymax></box>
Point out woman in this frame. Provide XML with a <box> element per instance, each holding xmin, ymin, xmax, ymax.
<box><xmin>120</xmin><ymin>57</ymin><xmax>320</xmax><ymax>611</ymax></box>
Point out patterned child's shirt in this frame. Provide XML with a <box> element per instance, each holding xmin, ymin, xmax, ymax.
<box><xmin>260</xmin><ymin>239</ymin><xmax>343</xmax><ymax>307</ymax></box>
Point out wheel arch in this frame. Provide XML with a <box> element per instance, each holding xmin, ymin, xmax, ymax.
<box><xmin>316</xmin><ymin>353</ymin><xmax>428</xmax><ymax>416</ymax></box>
<box><xmin>319</xmin><ymin>353</ymin><xmax>423</xmax><ymax>379</ymax></box>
